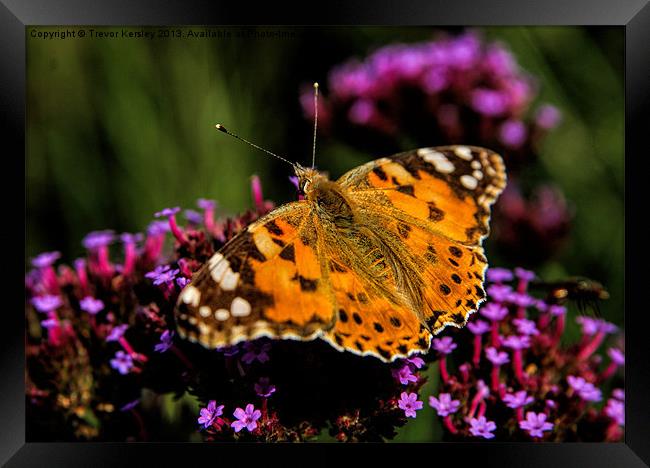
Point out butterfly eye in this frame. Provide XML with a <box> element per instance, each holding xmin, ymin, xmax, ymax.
<box><xmin>302</xmin><ymin>180</ymin><xmax>311</xmax><ymax>192</ymax></box>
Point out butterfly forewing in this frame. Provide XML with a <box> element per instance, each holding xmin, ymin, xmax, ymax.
<box><xmin>176</xmin><ymin>202</ymin><xmax>336</xmax><ymax>348</ymax></box>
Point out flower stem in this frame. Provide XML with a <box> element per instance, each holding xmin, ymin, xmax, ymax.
<box><xmin>439</xmin><ymin>357</ymin><xmax>449</xmax><ymax>384</ymax></box>
<box><xmin>443</xmin><ymin>415</ymin><xmax>458</xmax><ymax>434</ymax></box>
<box><xmin>472</xmin><ymin>335</ymin><xmax>482</xmax><ymax>367</ymax></box>
<box><xmin>577</xmin><ymin>331</ymin><xmax>605</xmax><ymax>362</ymax></box>
<box><xmin>513</xmin><ymin>349</ymin><xmax>525</xmax><ymax>385</ymax></box>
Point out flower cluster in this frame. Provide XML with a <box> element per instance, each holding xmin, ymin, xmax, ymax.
<box><xmin>426</xmin><ymin>267</ymin><xmax>624</xmax><ymax>441</ymax></box>
<box><xmin>301</xmin><ymin>31</ymin><xmax>561</xmax><ymax>171</ymax></box>
<box><xmin>25</xmin><ymin>176</ymin><xmax>433</xmax><ymax>442</ymax></box>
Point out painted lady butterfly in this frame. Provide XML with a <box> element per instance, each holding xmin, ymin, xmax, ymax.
<box><xmin>175</xmin><ymin>142</ymin><xmax>506</xmax><ymax>362</ymax></box>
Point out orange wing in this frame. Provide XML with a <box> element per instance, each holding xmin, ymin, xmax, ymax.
<box><xmin>175</xmin><ymin>202</ymin><xmax>336</xmax><ymax>348</ymax></box>
<box><xmin>337</xmin><ymin>145</ymin><xmax>506</xmax><ymax>333</ymax></box>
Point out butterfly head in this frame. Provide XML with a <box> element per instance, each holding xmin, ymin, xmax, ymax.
<box><xmin>293</xmin><ymin>163</ymin><xmax>328</xmax><ymax>197</ymax></box>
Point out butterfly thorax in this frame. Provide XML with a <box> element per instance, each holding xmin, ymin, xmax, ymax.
<box><xmin>295</xmin><ymin>165</ymin><xmax>356</xmax><ymax>228</ymax></box>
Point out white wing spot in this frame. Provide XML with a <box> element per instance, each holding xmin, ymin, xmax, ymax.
<box><xmin>471</xmin><ymin>160</ymin><xmax>482</xmax><ymax>170</ymax></box>
<box><xmin>231</xmin><ymin>297</ymin><xmax>252</xmax><ymax>317</ymax></box>
<box><xmin>220</xmin><ymin>269</ymin><xmax>240</xmax><ymax>291</ymax></box>
<box><xmin>199</xmin><ymin>306</ymin><xmax>212</xmax><ymax>318</ymax></box>
<box><xmin>180</xmin><ymin>285</ymin><xmax>201</xmax><ymax>307</ymax></box>
<box><xmin>454</xmin><ymin>146</ymin><xmax>473</xmax><ymax>161</ymax></box>
<box><xmin>214</xmin><ymin>309</ymin><xmax>230</xmax><ymax>321</ymax></box>
<box><xmin>460</xmin><ymin>174</ymin><xmax>478</xmax><ymax>190</ymax></box>
<box><xmin>210</xmin><ymin>257</ymin><xmax>230</xmax><ymax>283</ymax></box>
<box><xmin>418</xmin><ymin>148</ymin><xmax>455</xmax><ymax>174</ymax></box>
<box><xmin>472</xmin><ymin>170</ymin><xmax>484</xmax><ymax>180</ymax></box>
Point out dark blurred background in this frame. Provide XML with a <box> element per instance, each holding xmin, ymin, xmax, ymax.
<box><xmin>26</xmin><ymin>26</ymin><xmax>623</xmax><ymax>440</ymax></box>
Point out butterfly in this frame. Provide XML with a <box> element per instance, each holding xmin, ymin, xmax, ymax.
<box><xmin>175</xmin><ymin>144</ymin><xmax>506</xmax><ymax>362</ymax></box>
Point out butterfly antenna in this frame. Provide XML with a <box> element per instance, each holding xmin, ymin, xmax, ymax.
<box><xmin>311</xmin><ymin>82</ymin><xmax>319</xmax><ymax>169</ymax></box>
<box><xmin>214</xmin><ymin>124</ymin><xmax>294</xmax><ymax>167</ymax></box>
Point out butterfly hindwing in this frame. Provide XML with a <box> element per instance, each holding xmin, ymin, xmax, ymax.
<box><xmin>176</xmin><ymin>202</ymin><xmax>336</xmax><ymax>348</ymax></box>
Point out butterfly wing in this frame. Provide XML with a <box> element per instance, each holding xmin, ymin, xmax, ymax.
<box><xmin>175</xmin><ymin>202</ymin><xmax>336</xmax><ymax>348</ymax></box>
<box><xmin>321</xmin><ymin>251</ymin><xmax>433</xmax><ymax>362</ymax></box>
<box><xmin>338</xmin><ymin>145</ymin><xmax>506</xmax><ymax>333</ymax></box>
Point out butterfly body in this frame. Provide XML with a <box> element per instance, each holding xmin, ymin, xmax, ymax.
<box><xmin>176</xmin><ymin>146</ymin><xmax>506</xmax><ymax>362</ymax></box>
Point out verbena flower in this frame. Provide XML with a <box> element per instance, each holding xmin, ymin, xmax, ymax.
<box><xmin>254</xmin><ymin>377</ymin><xmax>276</xmax><ymax>398</ymax></box>
<box><xmin>110</xmin><ymin>351</ymin><xmax>134</xmax><ymax>375</ymax></box>
<box><xmin>519</xmin><ymin>412</ymin><xmax>553</xmax><ymax>438</ymax></box>
<box><xmin>79</xmin><ymin>296</ymin><xmax>104</xmax><ymax>315</ymax></box>
<box><xmin>398</xmin><ymin>392</ymin><xmax>423</xmax><ymax>418</ymax></box>
<box><xmin>469</xmin><ymin>416</ymin><xmax>496</xmax><ymax>439</ymax></box>
<box><xmin>198</xmin><ymin>400</ymin><xmax>224</xmax><ymax>429</ymax></box>
<box><xmin>429</xmin><ymin>393</ymin><xmax>460</xmax><ymax>417</ymax></box>
<box><xmin>232</xmin><ymin>404</ymin><xmax>262</xmax><ymax>432</ymax></box>
<box><xmin>154</xmin><ymin>330</ymin><xmax>174</xmax><ymax>353</ymax></box>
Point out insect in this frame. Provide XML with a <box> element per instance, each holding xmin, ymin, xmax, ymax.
<box><xmin>175</xmin><ymin>84</ymin><xmax>506</xmax><ymax>362</ymax></box>
<box><xmin>532</xmin><ymin>276</ymin><xmax>610</xmax><ymax>316</ymax></box>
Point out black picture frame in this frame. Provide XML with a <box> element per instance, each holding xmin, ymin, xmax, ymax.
<box><xmin>3</xmin><ymin>0</ymin><xmax>648</xmax><ymax>466</ymax></box>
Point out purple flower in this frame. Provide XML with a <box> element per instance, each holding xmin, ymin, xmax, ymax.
<box><xmin>429</xmin><ymin>393</ymin><xmax>460</xmax><ymax>417</ymax></box>
<box><xmin>198</xmin><ymin>400</ymin><xmax>224</xmax><ymax>429</ymax></box>
<box><xmin>485</xmin><ymin>347</ymin><xmax>510</xmax><ymax>365</ymax></box>
<box><xmin>176</xmin><ymin>277</ymin><xmax>190</xmax><ymax>288</ymax></box>
<box><xmin>154</xmin><ymin>330</ymin><xmax>174</xmax><ymax>353</ymax></box>
<box><xmin>184</xmin><ymin>209</ymin><xmax>203</xmax><ymax>225</ymax></box>
<box><xmin>502</xmin><ymin>334</ymin><xmax>531</xmax><ymax>350</ymax></box>
<box><xmin>607</xmin><ymin>348</ymin><xmax>625</xmax><ymax>365</ymax></box>
<box><xmin>514</xmin><ymin>267</ymin><xmax>536</xmax><ymax>282</ymax></box>
<box><xmin>499</xmin><ymin>120</ymin><xmax>527</xmax><ymax>148</ymax></box>
<box><xmin>79</xmin><ymin>296</ymin><xmax>104</xmax><ymax>315</ymax></box>
<box><xmin>254</xmin><ymin>377</ymin><xmax>276</xmax><ymax>398</ymax></box>
<box><xmin>507</xmin><ymin>292</ymin><xmax>536</xmax><ymax>308</ymax></box>
<box><xmin>197</xmin><ymin>198</ymin><xmax>217</xmax><ymax>210</ymax></box>
<box><xmin>392</xmin><ymin>364</ymin><xmax>418</xmax><ymax>385</ymax></box>
<box><xmin>467</xmin><ymin>319</ymin><xmax>490</xmax><ymax>335</ymax></box>
<box><xmin>406</xmin><ymin>355</ymin><xmax>425</xmax><ymax>369</ymax></box>
<box><xmin>397</xmin><ymin>392</ymin><xmax>423</xmax><ymax>418</ymax></box>
<box><xmin>106</xmin><ymin>324</ymin><xmax>128</xmax><ymax>342</ymax></box>
<box><xmin>231</xmin><ymin>404</ymin><xmax>262</xmax><ymax>433</ymax></box>
<box><xmin>519</xmin><ymin>412</ymin><xmax>554</xmax><ymax>438</ymax></box>
<box><xmin>484</xmin><ymin>44</ymin><xmax>516</xmax><ymax>75</ymax></box>
<box><xmin>31</xmin><ymin>251</ymin><xmax>61</xmax><ymax>268</ymax></box>
<box><xmin>604</xmin><ymin>398</ymin><xmax>624</xmax><ymax>426</ymax></box>
<box><xmin>480</xmin><ymin>303</ymin><xmax>508</xmax><ymax>321</ymax></box>
<box><xmin>513</xmin><ymin>318</ymin><xmax>539</xmax><ymax>336</ymax></box>
<box><xmin>147</xmin><ymin>220</ymin><xmax>170</xmax><ymax>236</ymax></box>
<box><xmin>145</xmin><ymin>264</ymin><xmax>180</xmax><ymax>286</ymax></box>
<box><xmin>40</xmin><ymin>318</ymin><xmax>59</xmax><ymax>329</ymax></box>
<box><xmin>548</xmin><ymin>304</ymin><xmax>567</xmax><ymax>316</ymax></box>
<box><xmin>576</xmin><ymin>317</ymin><xmax>619</xmax><ymax>336</ymax></box>
<box><xmin>242</xmin><ymin>341</ymin><xmax>271</xmax><ymax>364</ymax></box>
<box><xmin>503</xmin><ymin>390</ymin><xmax>534</xmax><ymax>409</ymax></box>
<box><xmin>348</xmin><ymin>99</ymin><xmax>376</xmax><ymax>124</ymax></box>
<box><xmin>31</xmin><ymin>295</ymin><xmax>62</xmax><ymax>313</ymax></box>
<box><xmin>487</xmin><ymin>284</ymin><xmax>513</xmax><ymax>303</ymax></box>
<box><xmin>155</xmin><ymin>207</ymin><xmax>180</xmax><ymax>218</ymax></box>
<box><xmin>612</xmin><ymin>388</ymin><xmax>625</xmax><ymax>401</ymax></box>
<box><xmin>432</xmin><ymin>336</ymin><xmax>457</xmax><ymax>355</ymax></box>
<box><xmin>535</xmin><ymin>104</ymin><xmax>562</xmax><ymax>129</ymax></box>
<box><xmin>468</xmin><ymin>416</ymin><xmax>497</xmax><ymax>439</ymax></box>
<box><xmin>486</xmin><ymin>267</ymin><xmax>513</xmax><ymax>283</ymax></box>
<box><xmin>567</xmin><ymin>376</ymin><xmax>602</xmax><ymax>402</ymax></box>
<box><xmin>82</xmin><ymin>230</ymin><xmax>115</xmax><ymax>249</ymax></box>
<box><xmin>471</xmin><ymin>88</ymin><xmax>508</xmax><ymax>116</ymax></box>
<box><xmin>110</xmin><ymin>350</ymin><xmax>133</xmax><ymax>375</ymax></box>
<box><xmin>120</xmin><ymin>232</ymin><xmax>143</xmax><ymax>244</ymax></box>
